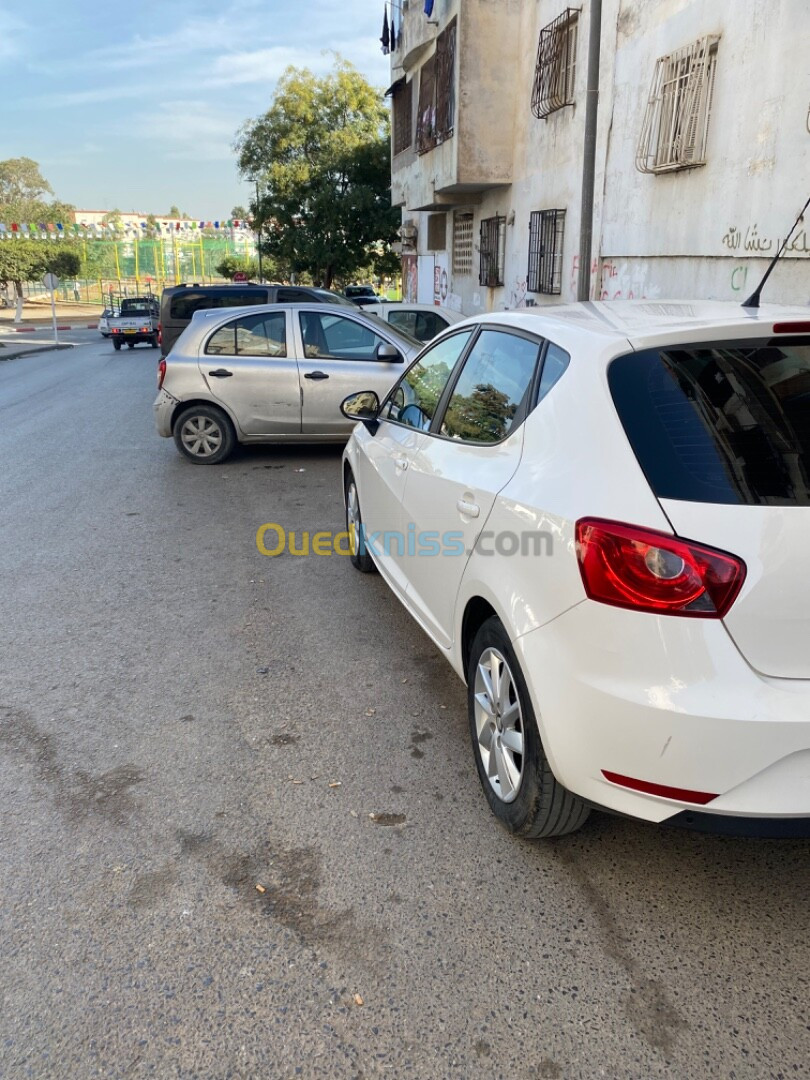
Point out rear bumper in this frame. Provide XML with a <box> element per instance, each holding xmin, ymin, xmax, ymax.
<box><xmin>514</xmin><ymin>602</ymin><xmax>810</xmax><ymax>827</ymax></box>
<box><xmin>153</xmin><ymin>388</ymin><xmax>178</xmax><ymax>437</ymax></box>
<box><xmin>111</xmin><ymin>332</ymin><xmax>156</xmax><ymax>343</ymax></box>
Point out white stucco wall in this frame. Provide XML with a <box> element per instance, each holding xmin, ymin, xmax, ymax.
<box><xmin>395</xmin><ymin>0</ymin><xmax>810</xmax><ymax>313</ymax></box>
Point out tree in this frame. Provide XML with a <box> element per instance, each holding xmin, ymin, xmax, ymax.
<box><xmin>235</xmin><ymin>59</ymin><xmax>400</xmax><ymax>288</ymax></box>
<box><xmin>215</xmin><ymin>254</ymin><xmax>259</xmax><ymax>280</ymax></box>
<box><xmin>0</xmin><ymin>157</ymin><xmax>74</xmax><ymax>226</ymax></box>
<box><xmin>0</xmin><ymin>239</ymin><xmax>82</xmax><ymax>320</ymax></box>
<box><xmin>168</xmin><ymin>205</ymin><xmax>182</xmax><ymax>218</ymax></box>
<box><xmin>230</xmin><ymin>205</ymin><xmax>249</xmax><ymax>222</ymax></box>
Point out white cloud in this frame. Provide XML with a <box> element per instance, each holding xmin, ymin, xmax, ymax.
<box><xmin>0</xmin><ymin>7</ymin><xmax>27</xmax><ymax>60</ymax></box>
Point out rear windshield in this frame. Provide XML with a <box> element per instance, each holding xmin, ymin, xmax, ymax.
<box><xmin>609</xmin><ymin>339</ymin><xmax>810</xmax><ymax>505</ymax></box>
<box><xmin>169</xmin><ymin>290</ymin><xmax>268</xmax><ymax>321</ymax></box>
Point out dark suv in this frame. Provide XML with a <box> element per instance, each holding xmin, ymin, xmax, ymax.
<box><xmin>159</xmin><ymin>283</ymin><xmax>352</xmax><ymax>355</ymax></box>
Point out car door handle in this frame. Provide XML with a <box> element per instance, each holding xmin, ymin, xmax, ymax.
<box><xmin>457</xmin><ymin>498</ymin><xmax>480</xmax><ymax>518</ymax></box>
<box><xmin>208</xmin><ymin>368</ymin><xmax>233</xmax><ymax>378</ymax></box>
<box><xmin>304</xmin><ymin>371</ymin><xmax>329</xmax><ymax>381</ymax></box>
<box><xmin>394</xmin><ymin>457</ymin><xmax>409</xmax><ymax>471</ymax></box>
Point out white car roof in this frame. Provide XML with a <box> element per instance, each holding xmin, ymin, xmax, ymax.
<box><xmin>377</xmin><ymin>302</ymin><xmax>466</xmax><ymax>320</ymax></box>
<box><xmin>458</xmin><ymin>300</ymin><xmax>810</xmax><ymax>355</ymax></box>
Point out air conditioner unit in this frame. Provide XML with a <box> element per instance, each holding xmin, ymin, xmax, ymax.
<box><xmin>399</xmin><ymin>224</ymin><xmax>417</xmax><ymax>241</ymax></box>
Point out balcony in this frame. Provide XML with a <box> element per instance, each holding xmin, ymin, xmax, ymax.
<box><xmin>389</xmin><ymin>0</ymin><xmax>522</xmax><ymax>211</ymax></box>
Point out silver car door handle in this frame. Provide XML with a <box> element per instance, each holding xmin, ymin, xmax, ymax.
<box><xmin>457</xmin><ymin>498</ymin><xmax>480</xmax><ymax>518</ymax></box>
<box><xmin>394</xmin><ymin>457</ymin><xmax>409</xmax><ymax>471</ymax></box>
<box><xmin>304</xmin><ymin>371</ymin><xmax>329</xmax><ymax>381</ymax></box>
<box><xmin>208</xmin><ymin>368</ymin><xmax>233</xmax><ymax>378</ymax></box>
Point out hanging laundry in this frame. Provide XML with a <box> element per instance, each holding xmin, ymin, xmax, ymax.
<box><xmin>424</xmin><ymin>0</ymin><xmax>435</xmax><ymax>16</ymax></box>
<box><xmin>381</xmin><ymin>4</ymin><xmax>390</xmax><ymax>54</ymax></box>
<box><xmin>390</xmin><ymin>10</ymin><xmax>397</xmax><ymax>50</ymax></box>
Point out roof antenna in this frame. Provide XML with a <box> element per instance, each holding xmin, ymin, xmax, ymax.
<box><xmin>742</xmin><ymin>193</ymin><xmax>810</xmax><ymax>308</ymax></box>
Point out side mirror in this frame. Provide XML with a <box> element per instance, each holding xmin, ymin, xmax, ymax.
<box><xmin>376</xmin><ymin>342</ymin><xmax>403</xmax><ymax>363</ymax></box>
<box><xmin>341</xmin><ymin>391</ymin><xmax>381</xmax><ymax>433</ymax></box>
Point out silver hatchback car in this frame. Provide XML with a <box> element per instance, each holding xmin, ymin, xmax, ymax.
<box><xmin>154</xmin><ymin>303</ymin><xmax>421</xmax><ymax>463</ymax></box>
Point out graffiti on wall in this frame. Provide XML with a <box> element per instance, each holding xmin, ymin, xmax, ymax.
<box><xmin>570</xmin><ymin>257</ymin><xmax>661</xmax><ymax>301</ymax></box>
<box><xmin>508</xmin><ymin>277</ymin><xmax>528</xmax><ymax>309</ymax></box>
<box><xmin>722</xmin><ymin>225</ymin><xmax>810</xmax><ymax>255</ymax></box>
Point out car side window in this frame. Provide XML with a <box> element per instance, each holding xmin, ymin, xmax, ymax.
<box><xmin>277</xmin><ymin>288</ymin><xmax>311</xmax><ymax>303</ymax></box>
<box><xmin>299</xmin><ymin>311</ymin><xmax>386</xmax><ymax>361</ymax></box>
<box><xmin>387</xmin><ymin>310</ymin><xmax>418</xmax><ymax>338</ymax></box>
<box><xmin>537</xmin><ymin>341</ymin><xmax>570</xmax><ymax>403</ymax></box>
<box><xmin>416</xmin><ymin>311</ymin><xmax>448</xmax><ymax>342</ymax></box>
<box><xmin>438</xmin><ymin>330</ymin><xmax>540</xmax><ymax>443</ymax></box>
<box><xmin>382</xmin><ymin>330</ymin><xmax>474</xmax><ymax>430</ymax></box>
<box><xmin>205</xmin><ymin>311</ymin><xmax>287</xmax><ymax>357</ymax></box>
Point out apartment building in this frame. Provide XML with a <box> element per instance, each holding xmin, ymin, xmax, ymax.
<box><xmin>387</xmin><ymin>0</ymin><xmax>810</xmax><ymax>312</ymax></box>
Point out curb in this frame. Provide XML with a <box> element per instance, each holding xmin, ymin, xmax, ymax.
<box><xmin>0</xmin><ymin>342</ymin><xmax>75</xmax><ymax>362</ymax></box>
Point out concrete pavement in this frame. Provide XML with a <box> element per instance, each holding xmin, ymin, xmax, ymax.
<box><xmin>0</xmin><ymin>337</ymin><xmax>808</xmax><ymax>1079</ymax></box>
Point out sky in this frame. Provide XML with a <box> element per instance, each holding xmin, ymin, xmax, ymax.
<box><xmin>1</xmin><ymin>0</ymin><xmax>391</xmax><ymax>219</ymax></box>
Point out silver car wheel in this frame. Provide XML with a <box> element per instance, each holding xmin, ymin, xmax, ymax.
<box><xmin>473</xmin><ymin>647</ymin><xmax>524</xmax><ymax>804</ymax></box>
<box><xmin>180</xmin><ymin>415</ymin><xmax>223</xmax><ymax>458</ymax></box>
<box><xmin>346</xmin><ymin>480</ymin><xmax>360</xmax><ymax>554</ymax></box>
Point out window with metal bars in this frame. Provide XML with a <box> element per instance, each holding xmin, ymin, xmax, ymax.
<box><xmin>479</xmin><ymin>216</ymin><xmax>506</xmax><ymax>287</ymax></box>
<box><xmin>453</xmin><ymin>212</ymin><xmax>474</xmax><ymax>275</ymax></box>
<box><xmin>531</xmin><ymin>9</ymin><xmax>579</xmax><ymax>119</ymax></box>
<box><xmin>636</xmin><ymin>36</ymin><xmax>719</xmax><ymax>173</ymax></box>
<box><xmin>392</xmin><ymin>79</ymin><xmax>413</xmax><ymax>156</ymax></box>
<box><xmin>416</xmin><ymin>19</ymin><xmax>457</xmax><ymax>154</ymax></box>
<box><xmin>527</xmin><ymin>210</ymin><xmax>565</xmax><ymax>295</ymax></box>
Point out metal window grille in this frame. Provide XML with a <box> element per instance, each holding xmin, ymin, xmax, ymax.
<box><xmin>427</xmin><ymin>213</ymin><xmax>447</xmax><ymax>251</ymax></box>
<box><xmin>435</xmin><ymin>19</ymin><xmax>457</xmax><ymax>143</ymax></box>
<box><xmin>531</xmin><ymin>9</ymin><xmax>580</xmax><ymax>119</ymax></box>
<box><xmin>527</xmin><ymin>209</ymin><xmax>565</xmax><ymax>294</ymax></box>
<box><xmin>453</xmin><ymin>212</ymin><xmax>474</xmax><ymax>275</ymax></box>
<box><xmin>479</xmin><ymin>216</ymin><xmax>506</xmax><ymax>287</ymax></box>
<box><xmin>636</xmin><ymin>36</ymin><xmax>719</xmax><ymax>173</ymax></box>
<box><xmin>393</xmin><ymin>79</ymin><xmax>413</xmax><ymax>156</ymax></box>
<box><xmin>416</xmin><ymin>19</ymin><xmax>457</xmax><ymax>154</ymax></box>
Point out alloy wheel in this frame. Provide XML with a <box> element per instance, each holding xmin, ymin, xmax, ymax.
<box><xmin>473</xmin><ymin>647</ymin><xmax>525</xmax><ymax>803</ymax></box>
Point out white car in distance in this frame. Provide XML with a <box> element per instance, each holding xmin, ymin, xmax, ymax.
<box><xmin>340</xmin><ymin>300</ymin><xmax>810</xmax><ymax>839</ymax></box>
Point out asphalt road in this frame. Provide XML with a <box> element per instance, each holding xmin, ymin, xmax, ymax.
<box><xmin>0</xmin><ymin>334</ymin><xmax>808</xmax><ymax>1080</ymax></box>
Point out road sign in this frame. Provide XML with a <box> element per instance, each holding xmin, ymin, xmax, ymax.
<box><xmin>42</xmin><ymin>273</ymin><xmax>59</xmax><ymax>291</ymax></box>
<box><xmin>233</xmin><ymin>271</ymin><xmax>248</xmax><ymax>282</ymax></box>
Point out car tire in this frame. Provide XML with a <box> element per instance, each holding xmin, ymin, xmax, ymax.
<box><xmin>173</xmin><ymin>404</ymin><xmax>235</xmax><ymax>465</ymax></box>
<box><xmin>127</xmin><ymin>342</ymin><xmax>135</xmax><ymax>349</ymax></box>
<box><xmin>150</xmin><ymin>336</ymin><xmax>158</xmax><ymax>349</ymax></box>
<box><xmin>345</xmin><ymin>471</ymin><xmax>375</xmax><ymax>573</ymax></box>
<box><xmin>467</xmin><ymin>616</ymin><xmax>590</xmax><ymax>838</ymax></box>
<box><xmin>112</xmin><ymin>339</ymin><xmax>121</xmax><ymax>350</ymax></box>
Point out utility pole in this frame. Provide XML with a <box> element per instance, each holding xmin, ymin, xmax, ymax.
<box><xmin>577</xmin><ymin>0</ymin><xmax>602</xmax><ymax>301</ymax></box>
<box><xmin>255</xmin><ymin>180</ymin><xmax>264</xmax><ymax>283</ymax></box>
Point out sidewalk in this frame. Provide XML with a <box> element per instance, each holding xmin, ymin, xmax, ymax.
<box><xmin>0</xmin><ymin>339</ymin><xmax>74</xmax><ymax>362</ymax></box>
<box><xmin>0</xmin><ymin>300</ymin><xmax>101</xmax><ymax>331</ymax></box>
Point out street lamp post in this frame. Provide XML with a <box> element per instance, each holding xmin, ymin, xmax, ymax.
<box><xmin>255</xmin><ymin>180</ymin><xmax>264</xmax><ymax>283</ymax></box>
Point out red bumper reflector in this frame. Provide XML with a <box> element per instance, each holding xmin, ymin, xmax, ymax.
<box><xmin>602</xmin><ymin>770</ymin><xmax>719</xmax><ymax>805</ymax></box>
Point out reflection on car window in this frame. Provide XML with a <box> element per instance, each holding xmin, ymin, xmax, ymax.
<box><xmin>205</xmin><ymin>311</ymin><xmax>287</xmax><ymax>357</ymax></box>
<box><xmin>382</xmin><ymin>330</ymin><xmax>474</xmax><ymax>429</ymax></box>
<box><xmin>299</xmin><ymin>311</ymin><xmax>386</xmax><ymax>360</ymax></box>
<box><xmin>537</xmin><ymin>341</ymin><xmax>570</xmax><ymax>403</ymax></box>
<box><xmin>439</xmin><ymin>330</ymin><xmax>540</xmax><ymax>443</ymax></box>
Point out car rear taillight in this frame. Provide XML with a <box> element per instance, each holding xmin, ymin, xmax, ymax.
<box><xmin>575</xmin><ymin>518</ymin><xmax>746</xmax><ymax>618</ymax></box>
<box><xmin>158</xmin><ymin>359</ymin><xmax>166</xmax><ymax>390</ymax></box>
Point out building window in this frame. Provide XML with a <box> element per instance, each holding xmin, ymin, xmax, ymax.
<box><xmin>479</xmin><ymin>216</ymin><xmax>506</xmax><ymax>287</ymax></box>
<box><xmin>392</xmin><ymin>79</ymin><xmax>413</xmax><ymax>156</ymax></box>
<box><xmin>416</xmin><ymin>19</ymin><xmax>457</xmax><ymax>153</ymax></box>
<box><xmin>453</xmin><ymin>212</ymin><xmax>474</xmax><ymax>275</ymax></box>
<box><xmin>636</xmin><ymin>36</ymin><xmax>719</xmax><ymax>173</ymax></box>
<box><xmin>528</xmin><ymin>210</ymin><xmax>565</xmax><ymax>295</ymax></box>
<box><xmin>427</xmin><ymin>213</ymin><xmax>447</xmax><ymax>251</ymax></box>
<box><xmin>531</xmin><ymin>9</ymin><xmax>579</xmax><ymax>119</ymax></box>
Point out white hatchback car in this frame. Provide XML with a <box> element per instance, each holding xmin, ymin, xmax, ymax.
<box><xmin>340</xmin><ymin>301</ymin><xmax>810</xmax><ymax>839</ymax></box>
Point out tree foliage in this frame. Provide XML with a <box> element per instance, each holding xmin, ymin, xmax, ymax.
<box><xmin>235</xmin><ymin>60</ymin><xmax>400</xmax><ymax>288</ymax></box>
<box><xmin>215</xmin><ymin>254</ymin><xmax>259</xmax><ymax>281</ymax></box>
<box><xmin>0</xmin><ymin>239</ymin><xmax>82</xmax><ymax>294</ymax></box>
<box><xmin>0</xmin><ymin>157</ymin><xmax>74</xmax><ymax>225</ymax></box>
